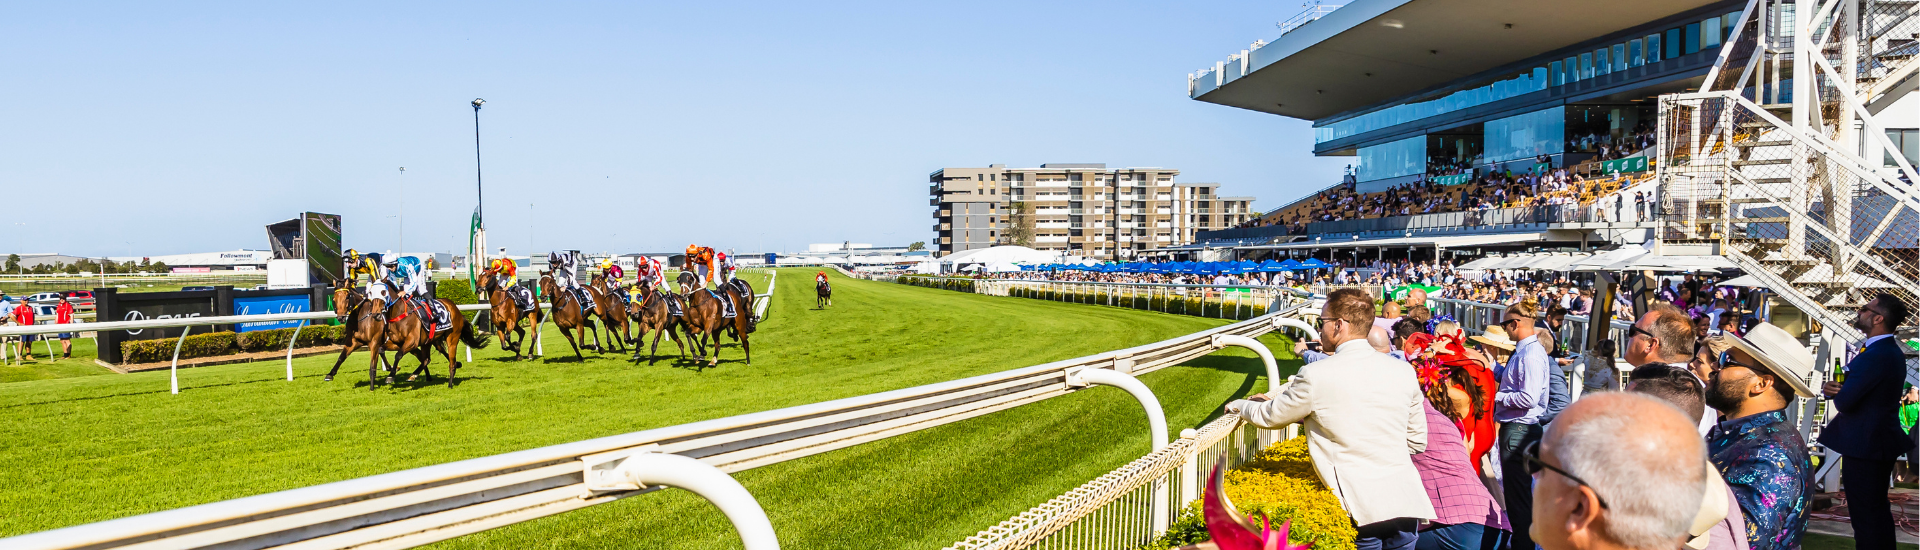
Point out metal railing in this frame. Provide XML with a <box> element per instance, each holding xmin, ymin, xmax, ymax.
<box><xmin>0</xmin><ymin>275</ymin><xmax>1293</xmax><ymax>550</ymax></box>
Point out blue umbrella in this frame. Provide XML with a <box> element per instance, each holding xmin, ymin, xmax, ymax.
<box><xmin>1256</xmin><ymin>260</ymin><xmax>1287</xmax><ymax>273</ymax></box>
<box><xmin>1277</xmin><ymin>259</ymin><xmax>1303</xmax><ymax>270</ymax></box>
<box><xmin>1298</xmin><ymin>258</ymin><xmax>1330</xmax><ymax>269</ymax></box>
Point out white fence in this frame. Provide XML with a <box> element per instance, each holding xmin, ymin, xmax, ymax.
<box><xmin>0</xmin><ymin>276</ymin><xmax>1307</xmax><ymax>550</ymax></box>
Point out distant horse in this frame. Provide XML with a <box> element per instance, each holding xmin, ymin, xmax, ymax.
<box><xmin>816</xmin><ymin>278</ymin><xmax>832</xmax><ymax>308</ymax></box>
<box><xmin>588</xmin><ymin>274</ymin><xmax>633</xmax><ymax>353</ymax></box>
<box><xmin>326</xmin><ymin>282</ymin><xmax>395</xmax><ymax>383</ymax></box>
<box><xmin>538</xmin><ymin>272</ymin><xmax>601</xmax><ymax>360</ymax></box>
<box><xmin>481</xmin><ymin>268</ymin><xmax>543</xmax><ymax>361</ymax></box>
<box><xmin>375</xmin><ymin>281</ymin><xmax>490</xmax><ymax>389</ymax></box>
<box><xmin>626</xmin><ymin>282</ymin><xmax>687</xmax><ymax>365</ymax></box>
<box><xmin>676</xmin><ymin>271</ymin><xmax>745</xmax><ymax>366</ymax></box>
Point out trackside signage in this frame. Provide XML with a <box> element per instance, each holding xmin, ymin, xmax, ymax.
<box><xmin>232</xmin><ymin>294</ymin><xmax>309</xmax><ymax>332</ymax></box>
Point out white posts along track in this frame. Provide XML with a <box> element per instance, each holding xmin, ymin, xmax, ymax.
<box><xmin>0</xmin><ymin>288</ymin><xmax>1312</xmax><ymax>550</ymax></box>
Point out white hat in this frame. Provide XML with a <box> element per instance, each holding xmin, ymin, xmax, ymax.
<box><xmin>1707</xmin><ymin>323</ymin><xmax>1816</xmax><ymax>398</ymax></box>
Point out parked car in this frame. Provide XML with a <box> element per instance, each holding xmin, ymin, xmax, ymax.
<box><xmin>25</xmin><ymin>292</ymin><xmax>64</xmax><ymax>305</ymax></box>
<box><xmin>62</xmin><ymin>290</ymin><xmax>95</xmax><ymax>306</ymax></box>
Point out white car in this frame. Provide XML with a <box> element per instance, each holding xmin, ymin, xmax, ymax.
<box><xmin>25</xmin><ymin>292</ymin><xmax>64</xmax><ymax>305</ymax></box>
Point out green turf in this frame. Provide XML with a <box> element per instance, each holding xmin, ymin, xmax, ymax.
<box><xmin>0</xmin><ymin>335</ymin><xmax>109</xmax><ymax>383</ymax></box>
<box><xmin>0</xmin><ymin>268</ymin><xmax>1299</xmax><ymax>548</ymax></box>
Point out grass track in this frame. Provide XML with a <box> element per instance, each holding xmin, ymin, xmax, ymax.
<box><xmin>0</xmin><ymin>268</ymin><xmax>1299</xmax><ymax>548</ymax></box>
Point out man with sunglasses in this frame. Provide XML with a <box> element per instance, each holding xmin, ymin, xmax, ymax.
<box><xmin>1625</xmin><ymin>303</ymin><xmax>1713</xmax><ymax>434</ymax></box>
<box><xmin>1702</xmin><ymin>323</ymin><xmax>1815</xmax><ymax>550</ymax></box>
<box><xmin>1532</xmin><ymin>393</ymin><xmax>1709</xmax><ymax>550</ymax></box>
<box><xmin>1493</xmin><ymin>301</ymin><xmax>1552</xmax><ymax>550</ymax></box>
<box><xmin>1227</xmin><ymin>288</ymin><xmax>1434</xmax><ymax>550</ymax></box>
<box><xmin>1818</xmin><ymin>294</ymin><xmax>1915</xmax><ymax>550</ymax></box>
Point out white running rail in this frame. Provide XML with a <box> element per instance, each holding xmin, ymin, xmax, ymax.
<box><xmin>0</xmin><ymin>287</ymin><xmax>1307</xmax><ymax>550</ymax></box>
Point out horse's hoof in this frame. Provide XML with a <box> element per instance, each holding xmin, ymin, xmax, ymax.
<box><xmin>324</xmin><ymin>376</ymin><xmax>333</xmax><ymax>382</ymax></box>
<box><xmin>407</xmin><ymin>374</ymin><xmax>420</xmax><ymax>382</ymax></box>
<box><xmin>386</xmin><ymin>376</ymin><xmax>395</xmax><ymax>385</ymax></box>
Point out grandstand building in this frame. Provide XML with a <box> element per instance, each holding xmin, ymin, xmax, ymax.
<box><xmin>1182</xmin><ymin>0</ymin><xmax>1918</xmax><ymax>265</ymax></box>
<box><xmin>929</xmin><ymin>164</ymin><xmax>1255</xmax><ymax>260</ymax></box>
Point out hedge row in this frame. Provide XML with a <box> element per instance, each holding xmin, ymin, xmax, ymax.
<box><xmin>895</xmin><ymin>276</ymin><xmax>976</xmax><ymax>293</ymax></box>
<box><xmin>1005</xmin><ymin>286</ymin><xmax>1268</xmax><ymax>320</ymax></box>
<box><xmin>120</xmin><ymin>325</ymin><xmax>346</xmax><ymax>364</ymax></box>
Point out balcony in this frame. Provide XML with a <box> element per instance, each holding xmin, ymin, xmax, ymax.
<box><xmin>936</xmin><ymin>223</ymin><xmax>951</xmax><ymax>231</ymax></box>
<box><xmin>929</xmin><ymin>198</ymin><xmax>940</xmax><ymax>206</ymax></box>
<box><xmin>937</xmin><ymin>209</ymin><xmax>951</xmax><ymax>217</ymax></box>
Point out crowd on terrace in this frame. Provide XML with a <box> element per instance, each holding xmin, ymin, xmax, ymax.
<box><xmin>1235</xmin><ymin>164</ymin><xmax>1648</xmax><ymax>233</ymax></box>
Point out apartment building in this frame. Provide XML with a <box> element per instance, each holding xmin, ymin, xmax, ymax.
<box><xmin>930</xmin><ymin>163</ymin><xmax>1256</xmax><ymax>259</ymax></box>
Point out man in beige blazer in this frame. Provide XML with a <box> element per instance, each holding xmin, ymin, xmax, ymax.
<box><xmin>1227</xmin><ymin>288</ymin><xmax>1436</xmax><ymax>550</ymax></box>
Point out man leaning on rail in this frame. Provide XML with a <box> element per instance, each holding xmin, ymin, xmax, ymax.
<box><xmin>1225</xmin><ymin>288</ymin><xmax>1434</xmax><ymax>550</ymax></box>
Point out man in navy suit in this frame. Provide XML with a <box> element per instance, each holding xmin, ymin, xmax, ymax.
<box><xmin>1819</xmin><ymin>293</ymin><xmax>1915</xmax><ymax>550</ymax></box>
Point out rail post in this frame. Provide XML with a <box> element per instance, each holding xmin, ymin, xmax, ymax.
<box><xmin>1210</xmin><ymin>334</ymin><xmax>1279</xmax><ymax>390</ymax></box>
<box><xmin>170</xmin><ymin>325</ymin><xmax>193</xmax><ymax>395</ymax></box>
<box><xmin>586</xmin><ymin>451</ymin><xmax>781</xmax><ymax>549</ymax></box>
<box><xmin>286</xmin><ymin>321</ymin><xmax>305</xmax><ymax>381</ymax></box>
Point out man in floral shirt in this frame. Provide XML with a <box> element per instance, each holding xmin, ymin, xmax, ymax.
<box><xmin>1703</xmin><ymin>323</ymin><xmax>1816</xmax><ymax>550</ymax></box>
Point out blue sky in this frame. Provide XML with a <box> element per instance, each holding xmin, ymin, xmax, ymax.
<box><xmin>1</xmin><ymin>1</ymin><xmax>1346</xmax><ymax>257</ymax></box>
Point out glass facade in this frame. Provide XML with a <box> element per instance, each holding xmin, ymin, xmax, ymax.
<box><xmin>1312</xmin><ymin>7</ymin><xmax>1746</xmax><ymax>147</ymax></box>
<box><xmin>1356</xmin><ymin>135</ymin><xmax>1426</xmax><ymax>182</ymax></box>
<box><xmin>1484</xmin><ymin>106</ymin><xmax>1566</xmax><ymax>163</ymax></box>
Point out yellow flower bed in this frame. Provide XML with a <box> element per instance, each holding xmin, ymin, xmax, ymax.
<box><xmin>1142</xmin><ymin>435</ymin><xmax>1357</xmax><ymax>550</ymax></box>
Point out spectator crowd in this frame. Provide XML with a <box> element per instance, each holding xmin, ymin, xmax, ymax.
<box><xmin>1219</xmin><ymin>288</ymin><xmax>1916</xmax><ymax>550</ymax></box>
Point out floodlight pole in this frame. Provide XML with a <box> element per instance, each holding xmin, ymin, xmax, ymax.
<box><xmin>471</xmin><ymin>99</ymin><xmax>486</xmax><ymax>224</ymax></box>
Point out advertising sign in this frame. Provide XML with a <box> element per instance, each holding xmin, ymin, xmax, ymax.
<box><xmin>118</xmin><ymin>297</ymin><xmax>216</xmax><ymax>340</ymax></box>
<box><xmin>1432</xmin><ymin>174</ymin><xmax>1472</xmax><ymax>186</ymax></box>
<box><xmin>172</xmin><ymin>267</ymin><xmax>212</xmax><ymax>274</ymax></box>
<box><xmin>1599</xmin><ymin>156</ymin><xmax>1650</xmax><ymax>174</ymax></box>
<box><xmin>231</xmin><ymin>294</ymin><xmax>310</xmax><ymax>332</ymax></box>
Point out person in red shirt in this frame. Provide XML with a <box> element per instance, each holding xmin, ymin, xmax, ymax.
<box><xmin>55</xmin><ymin>295</ymin><xmax>75</xmax><ymax>360</ymax></box>
<box><xmin>12</xmin><ymin>297</ymin><xmax>35</xmax><ymax>362</ymax></box>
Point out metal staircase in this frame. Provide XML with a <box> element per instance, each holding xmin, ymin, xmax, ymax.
<box><xmin>1655</xmin><ymin>0</ymin><xmax>1920</xmax><ymax>345</ymax></box>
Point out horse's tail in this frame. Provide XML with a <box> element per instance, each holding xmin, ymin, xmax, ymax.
<box><xmin>460</xmin><ymin>319</ymin><xmax>492</xmax><ymax>349</ymax></box>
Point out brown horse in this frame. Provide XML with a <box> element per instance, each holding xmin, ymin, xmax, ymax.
<box><xmin>677</xmin><ymin>271</ymin><xmax>750</xmax><ymax>365</ymax></box>
<box><xmin>374</xmin><ymin>282</ymin><xmax>490</xmax><ymax>389</ymax></box>
<box><xmin>588</xmin><ymin>274</ymin><xmax>633</xmax><ymax>353</ymax></box>
<box><xmin>816</xmin><ymin>277</ymin><xmax>831</xmax><ymax>308</ymax></box>
<box><xmin>626</xmin><ymin>282</ymin><xmax>687</xmax><ymax>365</ymax></box>
<box><xmin>326</xmin><ymin>282</ymin><xmax>396</xmax><ymax>383</ymax></box>
<box><xmin>480</xmin><ymin>268</ymin><xmax>544</xmax><ymax>360</ymax></box>
<box><xmin>538</xmin><ymin>272</ymin><xmax>601</xmax><ymax>360</ymax></box>
<box><xmin>721</xmin><ymin>277</ymin><xmax>758</xmax><ymax>342</ymax></box>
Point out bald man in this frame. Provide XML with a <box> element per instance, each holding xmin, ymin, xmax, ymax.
<box><xmin>1533</xmin><ymin>393</ymin><xmax>1709</xmax><ymax>550</ymax></box>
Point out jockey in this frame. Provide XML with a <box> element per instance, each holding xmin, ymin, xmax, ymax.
<box><xmin>549</xmin><ymin>251</ymin><xmax>580</xmax><ymax>291</ymax></box>
<box><xmin>684</xmin><ymin>244</ymin><xmax>717</xmax><ymax>287</ymax></box>
<box><xmin>816</xmin><ymin>271</ymin><xmax>829</xmax><ymax>285</ymax></box>
<box><xmin>717</xmin><ymin>250</ymin><xmax>737</xmax><ymax>283</ymax></box>
<box><xmin>487</xmin><ymin>256</ymin><xmax>518</xmax><ymax>283</ymax></box>
<box><xmin>598</xmin><ymin>257</ymin><xmax>626</xmax><ymax>290</ymax></box>
<box><xmin>390</xmin><ymin>255</ymin><xmax>429</xmax><ymax>299</ymax></box>
<box><xmin>344</xmin><ymin>249</ymin><xmax>386</xmax><ymax>286</ymax></box>
<box><xmin>634</xmin><ymin>255</ymin><xmax>664</xmax><ymax>294</ymax></box>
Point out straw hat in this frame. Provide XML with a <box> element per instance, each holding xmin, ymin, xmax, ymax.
<box><xmin>1470</xmin><ymin>325</ymin><xmax>1517</xmax><ymax>351</ymax></box>
<box><xmin>1706</xmin><ymin>323</ymin><xmax>1816</xmax><ymax>398</ymax></box>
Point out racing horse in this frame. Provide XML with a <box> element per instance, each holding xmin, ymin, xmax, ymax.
<box><xmin>625</xmin><ymin>282</ymin><xmax>688</xmax><ymax>365</ymax></box>
<box><xmin>588</xmin><ymin>273</ymin><xmax>634</xmax><ymax>353</ymax></box>
<box><xmin>480</xmin><ymin>268</ymin><xmax>543</xmax><ymax>361</ymax></box>
<box><xmin>816</xmin><ymin>278</ymin><xmax>832</xmax><ymax>308</ymax></box>
<box><xmin>676</xmin><ymin>271</ymin><xmax>752</xmax><ymax>365</ymax></box>
<box><xmin>538</xmin><ymin>272</ymin><xmax>602</xmax><ymax>360</ymax></box>
<box><xmin>326</xmin><ymin>282</ymin><xmax>396</xmax><ymax>384</ymax></box>
<box><xmin>374</xmin><ymin>280</ymin><xmax>490</xmax><ymax>389</ymax></box>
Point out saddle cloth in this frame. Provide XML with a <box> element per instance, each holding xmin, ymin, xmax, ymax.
<box><xmin>507</xmin><ymin>286</ymin><xmax>537</xmax><ymax>314</ymax></box>
<box><xmin>570</xmin><ymin>287</ymin><xmax>596</xmax><ymax>312</ymax></box>
<box><xmin>665</xmin><ymin>294</ymin><xmax>685</xmax><ymax>317</ymax></box>
<box><xmin>709</xmin><ymin>289</ymin><xmax>736</xmax><ymax>319</ymax></box>
<box><xmin>396</xmin><ymin>298</ymin><xmax>453</xmax><ymax>336</ymax></box>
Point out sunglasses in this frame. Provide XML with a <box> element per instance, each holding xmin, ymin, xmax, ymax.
<box><xmin>1627</xmin><ymin>325</ymin><xmax>1656</xmax><ymax>341</ymax></box>
<box><xmin>1524</xmin><ymin>440</ymin><xmax>1611</xmax><ymax>509</ymax></box>
<box><xmin>1716</xmin><ymin>351</ymin><xmax>1766</xmax><ymax>374</ymax></box>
